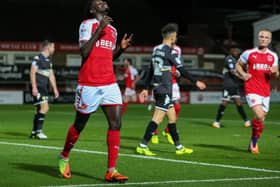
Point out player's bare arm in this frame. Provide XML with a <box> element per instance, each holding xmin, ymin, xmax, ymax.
<box><xmin>113</xmin><ymin>33</ymin><xmax>133</xmax><ymax>61</ymax></box>
<box><xmin>30</xmin><ymin>65</ymin><xmax>38</xmax><ymax>97</ymax></box>
<box><xmin>49</xmin><ymin>69</ymin><xmax>59</xmax><ymax>98</ymax></box>
<box><xmin>235</xmin><ymin>60</ymin><xmax>252</xmax><ymax>81</ymax></box>
<box><xmin>80</xmin><ymin>16</ymin><xmax>113</xmax><ymax>59</ymax></box>
<box><xmin>271</xmin><ymin>66</ymin><xmax>279</xmax><ymax>78</ymax></box>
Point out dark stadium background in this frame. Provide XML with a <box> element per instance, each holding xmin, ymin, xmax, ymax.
<box><xmin>1</xmin><ymin>0</ymin><xmax>278</xmax><ymax>50</ymax></box>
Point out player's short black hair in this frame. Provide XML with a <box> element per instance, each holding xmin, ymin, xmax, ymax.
<box><xmin>41</xmin><ymin>40</ymin><xmax>54</xmax><ymax>49</ymax></box>
<box><xmin>161</xmin><ymin>23</ymin><xmax>178</xmax><ymax>39</ymax></box>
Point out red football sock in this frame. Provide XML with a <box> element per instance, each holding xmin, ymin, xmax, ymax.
<box><xmin>174</xmin><ymin>103</ymin><xmax>181</xmax><ymax>118</ymax></box>
<box><xmin>164</xmin><ymin>127</ymin><xmax>169</xmax><ymax>133</ymax></box>
<box><xmin>251</xmin><ymin>118</ymin><xmax>264</xmax><ymax>138</ymax></box>
<box><xmin>121</xmin><ymin>102</ymin><xmax>128</xmax><ymax>115</ymax></box>
<box><xmin>61</xmin><ymin>125</ymin><xmax>80</xmax><ymax>158</ymax></box>
<box><xmin>153</xmin><ymin>128</ymin><xmax>158</xmax><ymax>135</ymax></box>
<box><xmin>107</xmin><ymin>130</ymin><xmax>120</xmax><ymax>169</ymax></box>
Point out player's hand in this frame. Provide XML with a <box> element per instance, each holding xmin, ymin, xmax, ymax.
<box><xmin>139</xmin><ymin>89</ymin><xmax>148</xmax><ymax>103</ymax></box>
<box><xmin>242</xmin><ymin>73</ymin><xmax>252</xmax><ymax>81</ymax></box>
<box><xmin>175</xmin><ymin>70</ymin><xmax>181</xmax><ymax>78</ymax></box>
<box><xmin>32</xmin><ymin>87</ymin><xmax>38</xmax><ymax>97</ymax></box>
<box><xmin>120</xmin><ymin>33</ymin><xmax>133</xmax><ymax>50</ymax></box>
<box><xmin>99</xmin><ymin>15</ymin><xmax>113</xmax><ymax>30</ymax></box>
<box><xmin>54</xmin><ymin>89</ymin><xmax>59</xmax><ymax>99</ymax></box>
<box><xmin>196</xmin><ymin>81</ymin><xmax>206</xmax><ymax>90</ymax></box>
<box><xmin>270</xmin><ymin>66</ymin><xmax>279</xmax><ymax>77</ymax></box>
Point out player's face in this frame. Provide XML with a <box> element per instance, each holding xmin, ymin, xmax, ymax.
<box><xmin>91</xmin><ymin>0</ymin><xmax>109</xmax><ymax>15</ymax></box>
<box><xmin>48</xmin><ymin>43</ymin><xmax>55</xmax><ymax>56</ymax></box>
<box><xmin>258</xmin><ymin>31</ymin><xmax>271</xmax><ymax>48</ymax></box>
<box><xmin>170</xmin><ymin>32</ymin><xmax>177</xmax><ymax>46</ymax></box>
<box><xmin>230</xmin><ymin>48</ymin><xmax>240</xmax><ymax>58</ymax></box>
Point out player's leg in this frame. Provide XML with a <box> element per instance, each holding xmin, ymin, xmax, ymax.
<box><xmin>246</xmin><ymin>94</ymin><xmax>269</xmax><ymax>154</ymax></box>
<box><xmin>166</xmin><ymin>107</ymin><xmax>193</xmax><ymax>155</ymax></box>
<box><xmin>121</xmin><ymin>89</ymin><xmax>129</xmax><ymax>115</ymax></box>
<box><xmin>212</xmin><ymin>99</ymin><xmax>228</xmax><ymax>128</ymax></box>
<box><xmin>58</xmin><ymin>85</ymin><xmax>100</xmax><ymax>179</ymax></box>
<box><xmin>30</xmin><ymin>105</ymin><xmax>40</xmax><ymax>138</ymax></box>
<box><xmin>249</xmin><ymin>105</ymin><xmax>266</xmax><ymax>154</ymax></box>
<box><xmin>172</xmin><ymin>83</ymin><xmax>181</xmax><ymax>118</ymax></box>
<box><xmin>161</xmin><ymin>83</ymin><xmax>180</xmax><ymax>144</ymax></box>
<box><xmin>136</xmin><ymin>108</ymin><xmax>165</xmax><ymax>156</ymax></box>
<box><xmin>101</xmin><ymin>83</ymin><xmax>128</xmax><ymax>182</ymax></box>
<box><xmin>102</xmin><ymin>105</ymin><xmax>128</xmax><ymax>182</ymax></box>
<box><xmin>58</xmin><ymin>111</ymin><xmax>90</xmax><ymax>178</ymax></box>
<box><xmin>233</xmin><ymin>97</ymin><xmax>250</xmax><ymax>127</ymax></box>
<box><xmin>213</xmin><ymin>89</ymin><xmax>230</xmax><ymax>128</ymax></box>
<box><xmin>31</xmin><ymin>91</ymin><xmax>49</xmax><ymax>139</ymax></box>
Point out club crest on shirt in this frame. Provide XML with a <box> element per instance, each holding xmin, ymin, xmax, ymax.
<box><xmin>267</xmin><ymin>55</ymin><xmax>273</xmax><ymax>62</ymax></box>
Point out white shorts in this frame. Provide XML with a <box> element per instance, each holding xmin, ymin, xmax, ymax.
<box><xmin>124</xmin><ymin>88</ymin><xmax>136</xmax><ymax>97</ymax></box>
<box><xmin>246</xmin><ymin>94</ymin><xmax>270</xmax><ymax>113</ymax></box>
<box><xmin>172</xmin><ymin>83</ymin><xmax>181</xmax><ymax>101</ymax></box>
<box><xmin>74</xmin><ymin>83</ymin><xmax>122</xmax><ymax>114</ymax></box>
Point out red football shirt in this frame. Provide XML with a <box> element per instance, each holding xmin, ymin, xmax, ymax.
<box><xmin>78</xmin><ymin>18</ymin><xmax>117</xmax><ymax>86</ymax></box>
<box><xmin>239</xmin><ymin>47</ymin><xmax>278</xmax><ymax>96</ymax></box>
<box><xmin>124</xmin><ymin>66</ymin><xmax>138</xmax><ymax>89</ymax></box>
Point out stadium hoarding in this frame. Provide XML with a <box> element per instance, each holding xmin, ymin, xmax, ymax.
<box><xmin>0</xmin><ymin>91</ymin><xmax>23</xmax><ymax>104</ymax></box>
<box><xmin>190</xmin><ymin>91</ymin><xmax>222</xmax><ymax>104</ymax></box>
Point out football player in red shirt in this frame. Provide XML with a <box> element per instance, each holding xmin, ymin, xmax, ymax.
<box><xmin>121</xmin><ymin>58</ymin><xmax>139</xmax><ymax>115</ymax></box>
<box><xmin>58</xmin><ymin>0</ymin><xmax>132</xmax><ymax>182</ymax></box>
<box><xmin>236</xmin><ymin>29</ymin><xmax>279</xmax><ymax>154</ymax></box>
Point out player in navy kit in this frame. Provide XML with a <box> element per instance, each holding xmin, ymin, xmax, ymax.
<box><xmin>30</xmin><ymin>40</ymin><xmax>59</xmax><ymax>139</ymax></box>
<box><xmin>212</xmin><ymin>46</ymin><xmax>250</xmax><ymax>128</ymax></box>
<box><xmin>58</xmin><ymin>0</ymin><xmax>132</xmax><ymax>182</ymax></box>
<box><xmin>136</xmin><ymin>23</ymin><xmax>206</xmax><ymax>156</ymax></box>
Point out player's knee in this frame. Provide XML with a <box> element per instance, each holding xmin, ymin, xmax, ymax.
<box><xmin>74</xmin><ymin>112</ymin><xmax>90</xmax><ymax>133</ymax></box>
<box><xmin>40</xmin><ymin>106</ymin><xmax>49</xmax><ymax>113</ymax></box>
<box><xmin>255</xmin><ymin>114</ymin><xmax>265</xmax><ymax>122</ymax></box>
<box><xmin>108</xmin><ymin>117</ymin><xmax>122</xmax><ymax>130</ymax></box>
<box><xmin>109</xmin><ymin>121</ymin><xmax>121</xmax><ymax>130</ymax></box>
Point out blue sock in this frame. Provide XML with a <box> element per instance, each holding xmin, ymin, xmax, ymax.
<box><xmin>251</xmin><ymin>137</ymin><xmax>258</xmax><ymax>147</ymax></box>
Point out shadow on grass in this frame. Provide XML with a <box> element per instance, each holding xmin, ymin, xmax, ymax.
<box><xmin>194</xmin><ymin>143</ymin><xmax>246</xmax><ymax>153</ymax></box>
<box><xmin>10</xmin><ymin>162</ymin><xmax>103</xmax><ymax>181</ymax></box>
<box><xmin>187</xmin><ymin>120</ymin><xmax>213</xmax><ymax>127</ymax></box>
<box><xmin>121</xmin><ymin>135</ymin><xmax>141</xmax><ymax>142</ymax></box>
<box><xmin>1</xmin><ymin>131</ymin><xmax>28</xmax><ymax>137</ymax></box>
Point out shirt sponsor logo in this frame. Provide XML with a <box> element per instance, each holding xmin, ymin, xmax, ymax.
<box><xmin>96</xmin><ymin>39</ymin><xmax>113</xmax><ymax>49</ymax></box>
<box><xmin>252</xmin><ymin>63</ymin><xmax>270</xmax><ymax>71</ymax></box>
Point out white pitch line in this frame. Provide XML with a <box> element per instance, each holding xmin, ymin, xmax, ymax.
<box><xmin>40</xmin><ymin>176</ymin><xmax>280</xmax><ymax>187</ymax></box>
<box><xmin>0</xmin><ymin>141</ymin><xmax>280</xmax><ymax>174</ymax></box>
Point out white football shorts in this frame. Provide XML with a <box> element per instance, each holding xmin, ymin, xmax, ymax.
<box><xmin>246</xmin><ymin>93</ymin><xmax>270</xmax><ymax>113</ymax></box>
<box><xmin>124</xmin><ymin>88</ymin><xmax>136</xmax><ymax>97</ymax></box>
<box><xmin>74</xmin><ymin>83</ymin><xmax>122</xmax><ymax>114</ymax></box>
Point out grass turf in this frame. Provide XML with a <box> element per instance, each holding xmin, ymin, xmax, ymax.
<box><xmin>0</xmin><ymin>103</ymin><xmax>279</xmax><ymax>187</ymax></box>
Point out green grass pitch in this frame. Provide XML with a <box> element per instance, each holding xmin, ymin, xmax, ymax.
<box><xmin>0</xmin><ymin>103</ymin><xmax>279</xmax><ymax>187</ymax></box>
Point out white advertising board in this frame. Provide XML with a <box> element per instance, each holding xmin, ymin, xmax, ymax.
<box><xmin>0</xmin><ymin>91</ymin><xmax>23</xmax><ymax>104</ymax></box>
<box><xmin>190</xmin><ymin>91</ymin><xmax>222</xmax><ymax>104</ymax></box>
